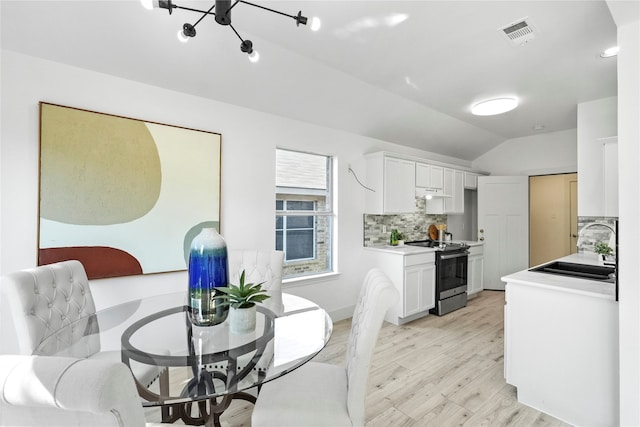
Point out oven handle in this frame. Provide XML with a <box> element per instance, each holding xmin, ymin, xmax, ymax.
<box><xmin>439</xmin><ymin>252</ymin><xmax>469</xmax><ymax>260</ymax></box>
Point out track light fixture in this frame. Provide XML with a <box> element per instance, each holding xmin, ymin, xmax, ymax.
<box><xmin>141</xmin><ymin>0</ymin><xmax>321</xmax><ymax>62</ymax></box>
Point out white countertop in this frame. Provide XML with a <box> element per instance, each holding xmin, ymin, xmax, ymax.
<box><xmin>364</xmin><ymin>245</ymin><xmax>435</xmax><ymax>255</ymax></box>
<box><xmin>502</xmin><ymin>253</ymin><xmax>616</xmax><ymax>300</ymax></box>
<box><xmin>364</xmin><ymin>240</ymin><xmax>484</xmax><ymax>255</ymax></box>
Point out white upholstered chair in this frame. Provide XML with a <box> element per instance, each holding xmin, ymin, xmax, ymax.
<box><xmin>251</xmin><ymin>268</ymin><xmax>399</xmax><ymax>427</ymax></box>
<box><xmin>228</xmin><ymin>250</ymin><xmax>284</xmax><ymax>315</ymax></box>
<box><xmin>0</xmin><ymin>260</ymin><xmax>162</xmax><ymax>388</ymax></box>
<box><xmin>0</xmin><ymin>354</ymin><xmax>168</xmax><ymax>427</ymax></box>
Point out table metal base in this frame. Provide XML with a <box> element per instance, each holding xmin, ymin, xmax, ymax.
<box><xmin>162</xmin><ymin>392</ymin><xmax>256</xmax><ymax>427</ymax></box>
<box><xmin>160</xmin><ymin>369</ymin><xmax>258</xmax><ymax>427</ymax></box>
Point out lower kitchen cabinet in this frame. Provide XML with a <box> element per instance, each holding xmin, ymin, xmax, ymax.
<box><xmin>364</xmin><ymin>249</ymin><xmax>436</xmax><ymax>325</ymax></box>
<box><xmin>503</xmin><ymin>274</ymin><xmax>618</xmax><ymax>426</ymax></box>
<box><xmin>404</xmin><ymin>260</ymin><xmax>436</xmax><ymax>317</ymax></box>
<box><xmin>467</xmin><ymin>244</ymin><xmax>484</xmax><ymax>296</ymax></box>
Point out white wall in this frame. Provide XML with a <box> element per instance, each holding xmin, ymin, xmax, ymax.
<box><xmin>0</xmin><ymin>50</ymin><xmax>472</xmax><ymax>354</ymax></box>
<box><xmin>607</xmin><ymin>3</ymin><xmax>640</xmax><ymax>424</ymax></box>
<box><xmin>472</xmin><ymin>129</ymin><xmax>577</xmax><ymax>176</ymax></box>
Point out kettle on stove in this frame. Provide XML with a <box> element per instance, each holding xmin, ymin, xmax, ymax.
<box><xmin>438</xmin><ymin>229</ymin><xmax>453</xmax><ymax>242</ymax></box>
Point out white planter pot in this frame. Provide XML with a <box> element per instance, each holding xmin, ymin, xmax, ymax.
<box><xmin>229</xmin><ymin>305</ymin><xmax>256</xmax><ymax>334</ymax></box>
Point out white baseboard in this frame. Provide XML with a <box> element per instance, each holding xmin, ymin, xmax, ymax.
<box><xmin>328</xmin><ymin>305</ymin><xmax>355</xmax><ymax>322</ymax></box>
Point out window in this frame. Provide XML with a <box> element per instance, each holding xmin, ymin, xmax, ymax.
<box><xmin>276</xmin><ymin>149</ymin><xmax>334</xmax><ymax>278</ymax></box>
<box><xmin>276</xmin><ymin>200</ymin><xmax>316</xmax><ymax>261</ymax></box>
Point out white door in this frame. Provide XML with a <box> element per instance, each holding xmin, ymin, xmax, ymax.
<box><xmin>478</xmin><ymin>176</ymin><xmax>529</xmax><ymax>290</ymax></box>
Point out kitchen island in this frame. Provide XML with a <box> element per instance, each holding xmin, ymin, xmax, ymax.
<box><xmin>502</xmin><ymin>253</ymin><xmax>618</xmax><ymax>427</ymax></box>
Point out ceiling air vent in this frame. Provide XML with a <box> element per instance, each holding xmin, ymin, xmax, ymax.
<box><xmin>499</xmin><ymin>17</ymin><xmax>536</xmax><ymax>46</ymax></box>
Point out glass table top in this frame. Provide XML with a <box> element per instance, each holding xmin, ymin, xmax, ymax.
<box><xmin>33</xmin><ymin>292</ymin><xmax>333</xmax><ymax>407</ymax></box>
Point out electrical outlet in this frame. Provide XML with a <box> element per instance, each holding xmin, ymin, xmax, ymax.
<box><xmin>382</xmin><ymin>225</ymin><xmax>387</xmax><ymax>233</ymax></box>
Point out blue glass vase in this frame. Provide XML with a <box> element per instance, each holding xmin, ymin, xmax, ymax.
<box><xmin>188</xmin><ymin>228</ymin><xmax>229</xmax><ymax>326</ymax></box>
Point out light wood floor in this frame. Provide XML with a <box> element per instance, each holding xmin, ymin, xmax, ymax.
<box><xmin>146</xmin><ymin>291</ymin><xmax>571</xmax><ymax>426</ymax></box>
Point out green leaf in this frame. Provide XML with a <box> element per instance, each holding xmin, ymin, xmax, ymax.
<box><xmin>219</xmin><ymin>269</ymin><xmax>271</xmax><ymax>307</ymax></box>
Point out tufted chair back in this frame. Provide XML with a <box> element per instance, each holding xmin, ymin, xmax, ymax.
<box><xmin>1</xmin><ymin>260</ymin><xmax>99</xmax><ymax>357</ymax></box>
<box><xmin>0</xmin><ymin>354</ymin><xmax>149</xmax><ymax>426</ymax></box>
<box><xmin>251</xmin><ymin>268</ymin><xmax>398</xmax><ymax>427</ymax></box>
<box><xmin>228</xmin><ymin>250</ymin><xmax>284</xmax><ymax>315</ymax></box>
<box><xmin>344</xmin><ymin>268</ymin><xmax>399</xmax><ymax>426</ymax></box>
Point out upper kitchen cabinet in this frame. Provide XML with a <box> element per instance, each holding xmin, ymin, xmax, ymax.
<box><xmin>416</xmin><ymin>163</ymin><xmax>444</xmax><ymax>190</ymax></box>
<box><xmin>464</xmin><ymin>172</ymin><xmax>478</xmax><ymax>189</ymax></box>
<box><xmin>365</xmin><ymin>152</ymin><xmax>416</xmax><ymax>214</ymax></box>
<box><xmin>445</xmin><ymin>169</ymin><xmax>464</xmax><ymax>214</ymax></box>
<box><xmin>577</xmin><ymin>97</ymin><xmax>618</xmax><ymax>217</ymax></box>
<box><xmin>426</xmin><ymin>168</ymin><xmax>464</xmax><ymax>215</ymax></box>
<box><xmin>602</xmin><ymin>138</ymin><xmax>618</xmax><ymax>218</ymax></box>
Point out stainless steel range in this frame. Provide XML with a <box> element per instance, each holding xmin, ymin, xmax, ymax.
<box><xmin>406</xmin><ymin>240</ymin><xmax>469</xmax><ymax>315</ymax></box>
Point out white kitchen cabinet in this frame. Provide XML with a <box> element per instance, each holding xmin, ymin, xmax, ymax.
<box><xmin>426</xmin><ymin>169</ymin><xmax>453</xmax><ymax>214</ymax></box>
<box><xmin>467</xmin><ymin>245</ymin><xmax>484</xmax><ymax>296</ymax></box>
<box><xmin>603</xmin><ymin>138</ymin><xmax>618</xmax><ymax>217</ymax></box>
<box><xmin>577</xmin><ymin>97</ymin><xmax>617</xmax><ymax>217</ymax></box>
<box><xmin>365</xmin><ymin>153</ymin><xmax>416</xmax><ymax>214</ymax></box>
<box><xmin>364</xmin><ymin>249</ymin><xmax>436</xmax><ymax>325</ymax></box>
<box><xmin>404</xmin><ymin>259</ymin><xmax>436</xmax><ymax>317</ymax></box>
<box><xmin>416</xmin><ymin>163</ymin><xmax>444</xmax><ymax>189</ymax></box>
<box><xmin>578</xmin><ymin>136</ymin><xmax>619</xmax><ymax>218</ymax></box>
<box><xmin>464</xmin><ymin>172</ymin><xmax>478</xmax><ymax>189</ymax></box>
<box><xmin>503</xmin><ymin>266</ymin><xmax>619</xmax><ymax>426</ymax></box>
<box><xmin>426</xmin><ymin>168</ymin><xmax>464</xmax><ymax>215</ymax></box>
<box><xmin>445</xmin><ymin>169</ymin><xmax>464</xmax><ymax>214</ymax></box>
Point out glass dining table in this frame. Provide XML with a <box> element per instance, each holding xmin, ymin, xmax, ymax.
<box><xmin>33</xmin><ymin>291</ymin><xmax>333</xmax><ymax>427</ymax></box>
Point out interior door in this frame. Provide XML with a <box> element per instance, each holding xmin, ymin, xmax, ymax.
<box><xmin>529</xmin><ymin>173</ymin><xmax>578</xmax><ymax>266</ymax></box>
<box><xmin>478</xmin><ymin>176</ymin><xmax>529</xmax><ymax>290</ymax></box>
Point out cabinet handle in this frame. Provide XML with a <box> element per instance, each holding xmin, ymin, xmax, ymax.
<box><xmin>571</xmin><ymin>234</ymin><xmax>577</xmax><ymax>238</ymax></box>
<box><xmin>479</xmin><ymin>237</ymin><xmax>485</xmax><ymax>241</ymax></box>
<box><xmin>479</xmin><ymin>229</ymin><xmax>484</xmax><ymax>233</ymax></box>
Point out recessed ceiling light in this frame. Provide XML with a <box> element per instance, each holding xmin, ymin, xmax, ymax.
<box><xmin>471</xmin><ymin>98</ymin><xmax>518</xmax><ymax>116</ymax></box>
<box><xmin>600</xmin><ymin>46</ymin><xmax>619</xmax><ymax>58</ymax></box>
<box><xmin>385</xmin><ymin>13</ymin><xmax>409</xmax><ymax>27</ymax></box>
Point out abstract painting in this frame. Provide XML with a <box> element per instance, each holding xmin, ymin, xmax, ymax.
<box><xmin>38</xmin><ymin>102</ymin><xmax>221</xmax><ymax>279</ymax></box>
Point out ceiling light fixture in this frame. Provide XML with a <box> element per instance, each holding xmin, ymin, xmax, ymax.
<box><xmin>600</xmin><ymin>46</ymin><xmax>620</xmax><ymax>58</ymax></box>
<box><xmin>471</xmin><ymin>98</ymin><xmax>518</xmax><ymax>116</ymax></box>
<box><xmin>141</xmin><ymin>0</ymin><xmax>320</xmax><ymax>62</ymax></box>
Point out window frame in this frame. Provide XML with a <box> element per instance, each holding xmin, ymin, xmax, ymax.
<box><xmin>276</xmin><ymin>199</ymin><xmax>318</xmax><ymax>262</ymax></box>
<box><xmin>275</xmin><ymin>148</ymin><xmax>335</xmax><ymax>279</ymax></box>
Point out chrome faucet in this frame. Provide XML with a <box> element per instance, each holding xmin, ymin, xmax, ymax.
<box><xmin>576</xmin><ymin>222</ymin><xmax>616</xmax><ymax>253</ymax></box>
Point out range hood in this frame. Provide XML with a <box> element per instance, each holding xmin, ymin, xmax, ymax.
<box><xmin>416</xmin><ymin>187</ymin><xmax>450</xmax><ymax>199</ymax></box>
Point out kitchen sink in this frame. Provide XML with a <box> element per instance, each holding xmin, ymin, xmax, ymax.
<box><xmin>529</xmin><ymin>261</ymin><xmax>615</xmax><ymax>282</ymax></box>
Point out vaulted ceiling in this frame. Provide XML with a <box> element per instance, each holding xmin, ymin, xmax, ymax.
<box><xmin>1</xmin><ymin>1</ymin><xmax>617</xmax><ymax>160</ymax></box>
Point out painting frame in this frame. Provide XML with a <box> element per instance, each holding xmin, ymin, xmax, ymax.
<box><xmin>38</xmin><ymin>102</ymin><xmax>222</xmax><ymax>280</ymax></box>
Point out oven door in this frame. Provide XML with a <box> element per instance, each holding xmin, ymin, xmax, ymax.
<box><xmin>437</xmin><ymin>251</ymin><xmax>468</xmax><ymax>298</ymax></box>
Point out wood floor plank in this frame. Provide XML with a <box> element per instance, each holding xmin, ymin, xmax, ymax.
<box><xmin>144</xmin><ymin>290</ymin><xmax>571</xmax><ymax>426</ymax></box>
<box><xmin>367</xmin><ymin>406</ymin><xmax>416</xmax><ymax>427</ymax></box>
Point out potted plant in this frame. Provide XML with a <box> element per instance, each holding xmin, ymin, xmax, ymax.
<box><xmin>594</xmin><ymin>241</ymin><xmax>614</xmax><ymax>262</ymax></box>
<box><xmin>390</xmin><ymin>229</ymin><xmax>407</xmax><ymax>246</ymax></box>
<box><xmin>214</xmin><ymin>270</ymin><xmax>271</xmax><ymax>334</ymax></box>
